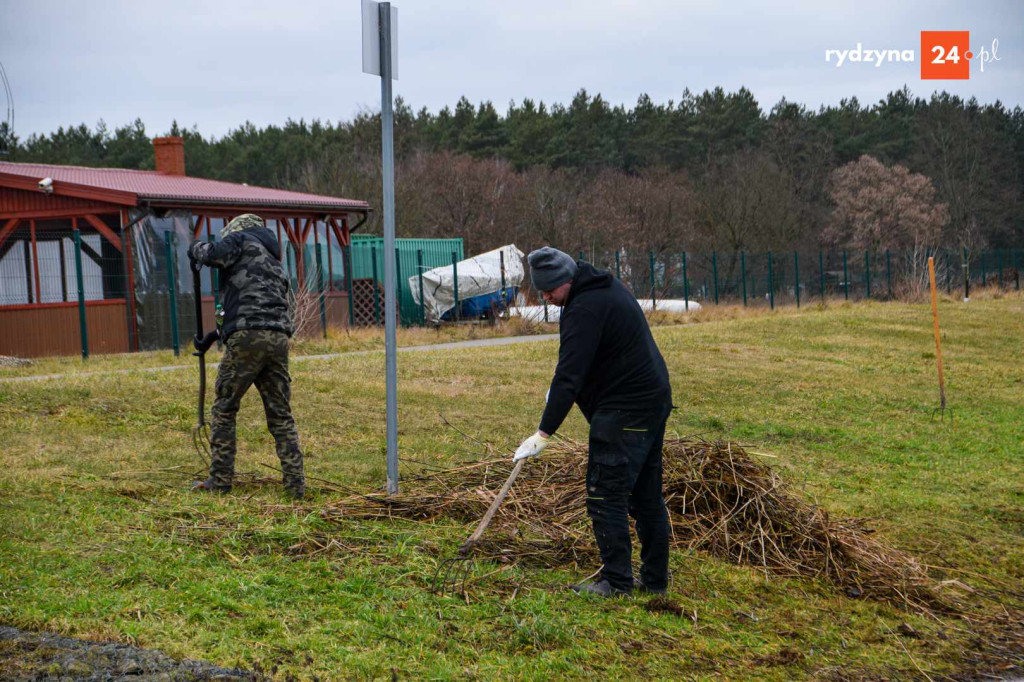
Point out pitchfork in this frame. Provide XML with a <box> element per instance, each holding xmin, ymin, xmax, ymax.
<box><xmin>433</xmin><ymin>457</ymin><xmax>526</xmax><ymax>596</ymax></box>
<box><xmin>191</xmin><ymin>262</ymin><xmax>216</xmax><ymax>467</ymax></box>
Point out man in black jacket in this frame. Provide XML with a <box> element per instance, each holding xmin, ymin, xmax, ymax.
<box><xmin>514</xmin><ymin>246</ymin><xmax>673</xmax><ymax>596</ymax></box>
<box><xmin>187</xmin><ymin>214</ymin><xmax>305</xmax><ymax>499</ymax></box>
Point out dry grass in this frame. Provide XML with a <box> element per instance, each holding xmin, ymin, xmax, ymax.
<box><xmin>320</xmin><ymin>437</ymin><xmax>949</xmax><ymax>612</ymax></box>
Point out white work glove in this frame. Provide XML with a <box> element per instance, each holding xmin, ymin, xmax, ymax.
<box><xmin>513</xmin><ymin>432</ymin><xmax>550</xmax><ymax>463</ymax></box>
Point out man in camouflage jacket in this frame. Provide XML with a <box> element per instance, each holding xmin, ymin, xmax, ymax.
<box><xmin>187</xmin><ymin>214</ymin><xmax>305</xmax><ymax>499</ymax></box>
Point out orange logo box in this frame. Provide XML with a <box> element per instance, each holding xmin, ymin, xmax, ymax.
<box><xmin>921</xmin><ymin>31</ymin><xmax>970</xmax><ymax>79</ymax></box>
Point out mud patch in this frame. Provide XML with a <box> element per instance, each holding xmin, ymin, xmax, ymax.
<box><xmin>754</xmin><ymin>646</ymin><xmax>804</xmax><ymax>667</ymax></box>
<box><xmin>641</xmin><ymin>596</ymin><xmax>685</xmax><ymax>617</ymax></box>
<box><xmin>0</xmin><ymin>626</ymin><xmax>257</xmax><ymax>681</ymax></box>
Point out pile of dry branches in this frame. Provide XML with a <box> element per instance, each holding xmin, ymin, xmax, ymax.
<box><xmin>320</xmin><ymin>437</ymin><xmax>946</xmax><ymax>610</ymax></box>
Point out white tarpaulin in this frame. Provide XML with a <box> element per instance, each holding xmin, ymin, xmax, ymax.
<box><xmin>410</xmin><ymin>244</ymin><xmax>525</xmax><ymax>323</ymax></box>
<box><xmin>510</xmin><ymin>298</ymin><xmax>703</xmax><ymax>323</ymax></box>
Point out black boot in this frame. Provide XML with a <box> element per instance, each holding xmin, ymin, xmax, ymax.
<box><xmin>191</xmin><ymin>477</ymin><xmax>231</xmax><ymax>494</ymax></box>
<box><xmin>572</xmin><ymin>579</ymin><xmax>631</xmax><ymax>597</ymax></box>
<box><xmin>283</xmin><ymin>476</ymin><xmax>305</xmax><ymax>500</ymax></box>
<box><xmin>634</xmin><ymin>578</ymin><xmax>667</xmax><ymax>595</ymax></box>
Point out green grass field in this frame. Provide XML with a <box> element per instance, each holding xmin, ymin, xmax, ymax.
<box><xmin>1</xmin><ymin>294</ymin><xmax>1022</xmax><ymax>680</ymax></box>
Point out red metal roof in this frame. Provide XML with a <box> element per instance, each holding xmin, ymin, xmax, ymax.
<box><xmin>0</xmin><ymin>162</ymin><xmax>370</xmax><ymax>213</ymax></box>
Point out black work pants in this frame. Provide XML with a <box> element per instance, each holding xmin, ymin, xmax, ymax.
<box><xmin>585</xmin><ymin>405</ymin><xmax>671</xmax><ymax>592</ymax></box>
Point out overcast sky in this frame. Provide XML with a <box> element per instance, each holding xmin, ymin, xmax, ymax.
<box><xmin>2</xmin><ymin>0</ymin><xmax>1022</xmax><ymax>140</ymax></box>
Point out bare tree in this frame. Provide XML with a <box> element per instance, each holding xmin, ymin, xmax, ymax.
<box><xmin>289</xmin><ymin>284</ymin><xmax>324</xmax><ymax>339</ymax></box>
<box><xmin>695</xmin><ymin>150</ymin><xmax>805</xmax><ymax>254</ymax></box>
<box><xmin>826</xmin><ymin>155</ymin><xmax>949</xmax><ymax>293</ymax></box>
<box><xmin>400</xmin><ymin>151</ymin><xmax>522</xmax><ymax>253</ymax></box>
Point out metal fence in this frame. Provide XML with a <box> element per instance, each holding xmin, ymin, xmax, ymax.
<box><xmin>0</xmin><ymin>217</ymin><xmax>133</xmax><ymax>358</ymax></box>
<box><xmin>351</xmin><ymin>236</ymin><xmax>465</xmax><ymax>325</ymax></box>
<box><xmin>579</xmin><ymin>247</ymin><xmax>1022</xmax><ymax>310</ymax></box>
<box><xmin>1</xmin><ymin>238</ymin><xmax>1020</xmax><ymax>359</ymax></box>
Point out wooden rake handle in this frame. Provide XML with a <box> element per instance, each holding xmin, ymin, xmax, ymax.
<box><xmin>459</xmin><ymin>457</ymin><xmax>527</xmax><ymax>555</ymax></box>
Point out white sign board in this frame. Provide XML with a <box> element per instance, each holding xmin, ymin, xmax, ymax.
<box><xmin>361</xmin><ymin>0</ymin><xmax>398</xmax><ymax>80</ymax></box>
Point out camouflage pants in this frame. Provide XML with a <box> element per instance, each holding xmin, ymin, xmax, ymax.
<box><xmin>209</xmin><ymin>329</ymin><xmax>304</xmax><ymax>496</ymax></box>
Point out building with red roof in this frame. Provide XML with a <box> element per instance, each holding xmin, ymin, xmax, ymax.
<box><xmin>0</xmin><ymin>137</ymin><xmax>371</xmax><ymax>357</ymax></box>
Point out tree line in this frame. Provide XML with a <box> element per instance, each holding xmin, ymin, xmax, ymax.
<box><xmin>2</xmin><ymin>86</ymin><xmax>1021</xmax><ymax>258</ymax></box>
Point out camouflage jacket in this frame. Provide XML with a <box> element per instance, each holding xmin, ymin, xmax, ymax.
<box><xmin>188</xmin><ymin>227</ymin><xmax>293</xmax><ymax>339</ymax></box>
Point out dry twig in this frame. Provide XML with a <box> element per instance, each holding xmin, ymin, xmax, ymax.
<box><xmin>320</xmin><ymin>437</ymin><xmax>952</xmax><ymax>612</ymax></box>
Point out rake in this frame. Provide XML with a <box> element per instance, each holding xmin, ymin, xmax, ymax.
<box><xmin>433</xmin><ymin>457</ymin><xmax>526</xmax><ymax>596</ymax></box>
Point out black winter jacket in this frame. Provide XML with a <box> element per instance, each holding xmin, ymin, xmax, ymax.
<box><xmin>188</xmin><ymin>227</ymin><xmax>293</xmax><ymax>340</ymax></box>
<box><xmin>539</xmin><ymin>262</ymin><xmax>672</xmax><ymax>435</ymax></box>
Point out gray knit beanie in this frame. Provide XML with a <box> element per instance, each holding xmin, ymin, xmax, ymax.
<box><xmin>528</xmin><ymin>246</ymin><xmax>578</xmax><ymax>291</ymax></box>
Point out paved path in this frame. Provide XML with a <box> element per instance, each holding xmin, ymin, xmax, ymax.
<box><xmin>0</xmin><ymin>334</ymin><xmax>560</xmax><ymax>384</ymax></box>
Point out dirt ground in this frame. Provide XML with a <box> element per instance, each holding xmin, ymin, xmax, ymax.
<box><xmin>0</xmin><ymin>626</ymin><xmax>257</xmax><ymax>681</ymax></box>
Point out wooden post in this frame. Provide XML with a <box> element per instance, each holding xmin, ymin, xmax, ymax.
<box><xmin>345</xmin><ymin>242</ymin><xmax>354</xmax><ymax>327</ymax></box>
<box><xmin>294</xmin><ymin>219</ymin><xmax>307</xmax><ymax>290</ymax></box>
<box><xmin>316</xmin><ymin>233</ymin><xmax>327</xmax><ymax>338</ymax></box>
<box><xmin>325</xmin><ymin>219</ymin><xmax>333</xmax><ymax>292</ymax></box>
<box><xmin>123</xmin><ymin>210</ymin><xmax>140</xmax><ymax>351</ymax></box>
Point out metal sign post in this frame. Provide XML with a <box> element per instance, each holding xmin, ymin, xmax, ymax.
<box><xmin>363</xmin><ymin>0</ymin><xmax>400</xmax><ymax>494</ymax></box>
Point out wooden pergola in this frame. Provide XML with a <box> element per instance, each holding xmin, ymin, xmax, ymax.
<box><xmin>0</xmin><ymin>138</ymin><xmax>370</xmax><ymax>357</ymax></box>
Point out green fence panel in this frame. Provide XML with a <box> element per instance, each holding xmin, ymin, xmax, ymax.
<box><xmin>349</xmin><ymin>236</ymin><xmax>465</xmax><ymax>324</ymax></box>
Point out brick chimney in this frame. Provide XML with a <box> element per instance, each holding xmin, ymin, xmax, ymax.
<box><xmin>153</xmin><ymin>136</ymin><xmax>186</xmax><ymax>175</ymax></box>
